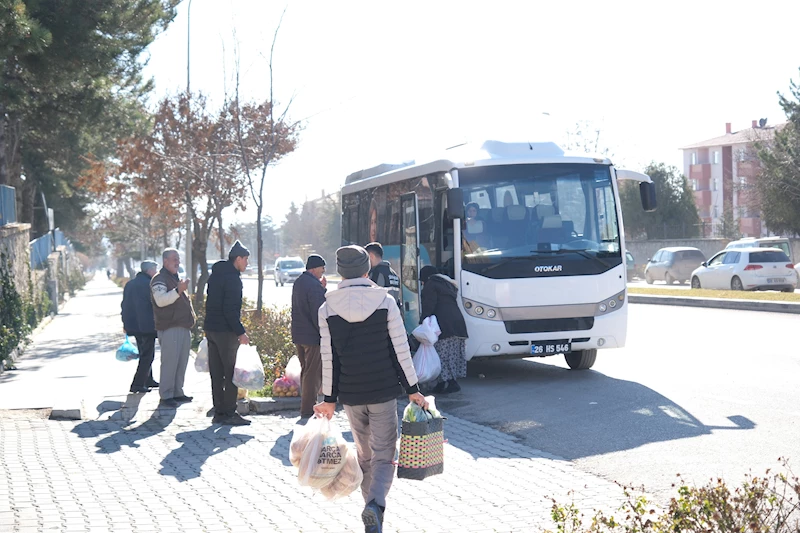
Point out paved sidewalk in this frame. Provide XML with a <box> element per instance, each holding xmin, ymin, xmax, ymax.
<box><xmin>0</xmin><ymin>275</ymin><xmax>628</xmax><ymax>532</ymax></box>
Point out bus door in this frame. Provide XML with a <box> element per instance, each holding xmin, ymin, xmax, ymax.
<box><xmin>400</xmin><ymin>193</ymin><xmax>421</xmax><ymax>331</ymax></box>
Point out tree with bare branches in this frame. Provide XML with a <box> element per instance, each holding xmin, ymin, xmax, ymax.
<box><xmin>230</xmin><ymin>13</ymin><xmax>300</xmax><ymax>313</ymax></box>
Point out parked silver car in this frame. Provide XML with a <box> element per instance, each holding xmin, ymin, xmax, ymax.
<box><xmin>645</xmin><ymin>247</ymin><xmax>706</xmax><ymax>285</ymax></box>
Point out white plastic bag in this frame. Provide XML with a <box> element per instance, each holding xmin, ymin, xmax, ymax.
<box><xmin>319</xmin><ymin>444</ymin><xmax>363</xmax><ymax>500</ymax></box>
<box><xmin>297</xmin><ymin>416</ymin><xmax>349</xmax><ymax>489</ymax></box>
<box><xmin>233</xmin><ymin>345</ymin><xmax>265</xmax><ymax>391</ymax></box>
<box><xmin>412</xmin><ymin>315</ymin><xmax>441</xmax><ymax>345</ymax></box>
<box><xmin>412</xmin><ymin>344</ymin><xmax>441</xmax><ymax>384</ymax></box>
<box><xmin>285</xmin><ymin>355</ymin><xmax>302</xmax><ymax>389</ymax></box>
<box><xmin>194</xmin><ymin>338</ymin><xmax>209</xmax><ymax>372</ymax></box>
<box><xmin>411</xmin><ymin>316</ymin><xmax>441</xmax><ymax>383</ymax></box>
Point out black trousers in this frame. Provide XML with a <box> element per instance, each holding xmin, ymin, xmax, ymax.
<box><xmin>131</xmin><ymin>334</ymin><xmax>156</xmax><ymax>388</ymax></box>
<box><xmin>206</xmin><ymin>331</ymin><xmax>240</xmax><ymax>417</ymax></box>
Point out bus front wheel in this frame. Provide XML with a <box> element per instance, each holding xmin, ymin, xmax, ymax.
<box><xmin>565</xmin><ymin>349</ymin><xmax>597</xmax><ymax>370</ymax></box>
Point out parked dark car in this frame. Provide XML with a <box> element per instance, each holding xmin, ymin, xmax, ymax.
<box><xmin>645</xmin><ymin>247</ymin><xmax>706</xmax><ymax>285</ymax></box>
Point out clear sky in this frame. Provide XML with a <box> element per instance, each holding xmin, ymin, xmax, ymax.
<box><xmin>142</xmin><ymin>0</ymin><xmax>800</xmax><ymax>225</ymax></box>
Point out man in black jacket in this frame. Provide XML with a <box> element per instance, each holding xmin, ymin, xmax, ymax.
<box><xmin>291</xmin><ymin>253</ymin><xmax>327</xmax><ymax>418</ymax></box>
<box><xmin>121</xmin><ymin>261</ymin><xmax>160</xmax><ymax>393</ymax></box>
<box><xmin>204</xmin><ymin>241</ymin><xmax>251</xmax><ymax>426</ymax></box>
<box><xmin>315</xmin><ymin>245</ymin><xmax>427</xmax><ymax>533</ymax></box>
<box><xmin>365</xmin><ymin>242</ymin><xmax>400</xmax><ymax>307</ymax></box>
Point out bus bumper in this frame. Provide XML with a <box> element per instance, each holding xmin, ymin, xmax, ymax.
<box><xmin>464</xmin><ymin>305</ymin><xmax>627</xmax><ymax>360</ymax></box>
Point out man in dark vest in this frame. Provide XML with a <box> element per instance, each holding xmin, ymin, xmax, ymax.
<box><xmin>204</xmin><ymin>241</ymin><xmax>251</xmax><ymax>426</ymax></box>
<box><xmin>315</xmin><ymin>245</ymin><xmax>428</xmax><ymax>533</ymax></box>
<box><xmin>121</xmin><ymin>260</ymin><xmax>159</xmax><ymax>393</ymax></box>
<box><xmin>365</xmin><ymin>242</ymin><xmax>401</xmax><ymax>307</ymax></box>
<box><xmin>150</xmin><ymin>248</ymin><xmax>196</xmax><ymax>408</ymax></box>
<box><xmin>290</xmin><ymin>253</ymin><xmax>327</xmax><ymax>418</ymax></box>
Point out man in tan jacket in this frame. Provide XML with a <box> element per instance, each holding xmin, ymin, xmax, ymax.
<box><xmin>150</xmin><ymin>248</ymin><xmax>196</xmax><ymax>408</ymax></box>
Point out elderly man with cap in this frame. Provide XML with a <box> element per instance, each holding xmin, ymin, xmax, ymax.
<box><xmin>121</xmin><ymin>260</ymin><xmax>160</xmax><ymax>393</ymax></box>
<box><xmin>290</xmin><ymin>253</ymin><xmax>328</xmax><ymax>418</ymax></box>
<box><xmin>204</xmin><ymin>240</ymin><xmax>252</xmax><ymax>425</ymax></box>
<box><xmin>315</xmin><ymin>245</ymin><xmax>427</xmax><ymax>533</ymax></box>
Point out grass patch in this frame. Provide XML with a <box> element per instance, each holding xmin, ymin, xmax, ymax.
<box><xmin>629</xmin><ymin>286</ymin><xmax>800</xmax><ymax>302</ymax></box>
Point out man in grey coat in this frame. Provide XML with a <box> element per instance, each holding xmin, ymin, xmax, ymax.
<box><xmin>290</xmin><ymin>254</ymin><xmax>327</xmax><ymax>417</ymax></box>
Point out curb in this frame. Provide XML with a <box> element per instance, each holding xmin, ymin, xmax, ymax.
<box><xmin>628</xmin><ymin>294</ymin><xmax>800</xmax><ymax>314</ymax></box>
<box><xmin>249</xmin><ymin>396</ymin><xmax>301</xmax><ymax>414</ymax></box>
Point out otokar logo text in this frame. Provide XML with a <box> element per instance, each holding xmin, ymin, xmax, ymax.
<box><xmin>534</xmin><ymin>265</ymin><xmax>563</xmax><ymax>273</ymax></box>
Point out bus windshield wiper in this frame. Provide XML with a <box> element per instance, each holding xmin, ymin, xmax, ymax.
<box><xmin>531</xmin><ymin>248</ymin><xmax>612</xmax><ymax>268</ymax></box>
<box><xmin>479</xmin><ymin>256</ymin><xmax>536</xmax><ymax>273</ymax></box>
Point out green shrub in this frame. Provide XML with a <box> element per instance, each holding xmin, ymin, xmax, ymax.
<box><xmin>546</xmin><ymin>460</ymin><xmax>800</xmax><ymax>533</ymax></box>
<box><xmin>0</xmin><ymin>253</ymin><xmax>32</xmax><ymax>363</ymax></box>
<box><xmin>242</xmin><ymin>305</ymin><xmax>295</xmax><ymax>397</ymax></box>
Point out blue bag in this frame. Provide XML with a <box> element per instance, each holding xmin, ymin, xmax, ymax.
<box><xmin>116</xmin><ymin>335</ymin><xmax>139</xmax><ymax>362</ymax></box>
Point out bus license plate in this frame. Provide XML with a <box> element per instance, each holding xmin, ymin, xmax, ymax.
<box><xmin>531</xmin><ymin>341</ymin><xmax>571</xmax><ymax>355</ymax></box>
<box><xmin>767</xmin><ymin>278</ymin><xmax>785</xmax><ymax>283</ymax></box>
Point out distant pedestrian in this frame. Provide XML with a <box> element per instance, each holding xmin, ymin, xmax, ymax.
<box><xmin>365</xmin><ymin>242</ymin><xmax>400</xmax><ymax>307</ymax></box>
<box><xmin>121</xmin><ymin>261</ymin><xmax>160</xmax><ymax>394</ymax></box>
<box><xmin>204</xmin><ymin>241</ymin><xmax>252</xmax><ymax>426</ymax></box>
<box><xmin>419</xmin><ymin>265</ymin><xmax>468</xmax><ymax>393</ymax></box>
<box><xmin>291</xmin><ymin>253</ymin><xmax>328</xmax><ymax>418</ymax></box>
<box><xmin>314</xmin><ymin>245</ymin><xmax>427</xmax><ymax>533</ymax></box>
<box><xmin>150</xmin><ymin>248</ymin><xmax>196</xmax><ymax>408</ymax></box>
<box><xmin>106</xmin><ymin>269</ymin><xmax>112</xmax><ymax>279</ymax></box>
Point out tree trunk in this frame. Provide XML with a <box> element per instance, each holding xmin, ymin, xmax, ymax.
<box><xmin>256</xmin><ymin>203</ymin><xmax>264</xmax><ymax>315</ymax></box>
<box><xmin>218</xmin><ymin>214</ymin><xmax>225</xmax><ymax>259</ymax></box>
<box><xmin>192</xmin><ymin>226</ymin><xmax>210</xmax><ymax>310</ymax></box>
<box><xmin>21</xmin><ymin>177</ymin><xmax>37</xmax><ymax>237</ymax></box>
<box><xmin>0</xmin><ymin>108</ymin><xmax>7</xmax><ymax>186</ymax></box>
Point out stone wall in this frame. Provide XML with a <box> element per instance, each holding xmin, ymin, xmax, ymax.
<box><xmin>0</xmin><ymin>223</ymin><xmax>32</xmax><ymax>296</ymax></box>
<box><xmin>627</xmin><ymin>238</ymin><xmax>800</xmax><ymax>265</ymax></box>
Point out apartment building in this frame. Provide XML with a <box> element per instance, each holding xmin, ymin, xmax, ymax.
<box><xmin>680</xmin><ymin>120</ymin><xmax>778</xmax><ymax>237</ymax></box>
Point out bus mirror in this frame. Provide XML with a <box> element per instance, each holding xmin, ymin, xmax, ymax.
<box><xmin>447</xmin><ymin>188</ymin><xmax>465</xmax><ymax>220</ymax></box>
<box><xmin>640</xmin><ymin>182</ymin><xmax>657</xmax><ymax>212</ymax></box>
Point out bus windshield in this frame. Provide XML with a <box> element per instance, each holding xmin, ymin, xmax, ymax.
<box><xmin>459</xmin><ymin>163</ymin><xmax>621</xmax><ymax>279</ymax></box>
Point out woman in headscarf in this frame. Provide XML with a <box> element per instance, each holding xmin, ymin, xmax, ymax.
<box><xmin>419</xmin><ymin>265</ymin><xmax>468</xmax><ymax>393</ymax></box>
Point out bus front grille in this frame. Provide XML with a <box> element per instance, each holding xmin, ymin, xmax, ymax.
<box><xmin>504</xmin><ymin>317</ymin><xmax>594</xmax><ymax>334</ymax></box>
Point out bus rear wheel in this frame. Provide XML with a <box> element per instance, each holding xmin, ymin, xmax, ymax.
<box><xmin>565</xmin><ymin>349</ymin><xmax>597</xmax><ymax>370</ymax></box>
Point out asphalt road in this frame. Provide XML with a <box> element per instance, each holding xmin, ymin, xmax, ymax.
<box><xmin>251</xmin><ymin>278</ymin><xmax>799</xmax><ymax>502</ymax></box>
<box><xmin>444</xmin><ymin>304</ymin><xmax>800</xmax><ymax>502</ymax></box>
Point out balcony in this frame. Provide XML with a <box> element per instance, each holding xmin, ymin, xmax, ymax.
<box><xmin>694</xmin><ymin>190</ymin><xmax>712</xmax><ymax>206</ymax></box>
<box><xmin>739</xmin><ymin>217</ymin><xmax>762</xmax><ymax>237</ymax></box>
<box><xmin>690</xmin><ymin>164</ymin><xmax>712</xmax><ymax>180</ymax></box>
<box><xmin>736</xmin><ymin>160</ymin><xmax>761</xmax><ymax>179</ymax></box>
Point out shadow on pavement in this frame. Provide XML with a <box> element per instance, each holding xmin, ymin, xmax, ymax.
<box><xmin>160</xmin><ymin>426</ymin><xmax>253</xmax><ymax>481</ymax></box>
<box><xmin>436</xmin><ymin>358</ymin><xmax>756</xmax><ymax>461</ymax></box>
<box><xmin>270</xmin><ymin>431</ymin><xmax>294</xmax><ymax>467</ymax></box>
<box><xmin>72</xmin><ymin>396</ymin><xmax>174</xmax><ymax>452</ymax></box>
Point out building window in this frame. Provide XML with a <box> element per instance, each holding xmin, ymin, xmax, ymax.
<box><xmin>713</xmin><ymin>206</ymin><xmax>719</xmax><ymax>218</ymax></box>
<box><xmin>691</xmin><ymin>179</ymin><xmax>698</xmax><ymax>191</ymax></box>
<box><xmin>713</xmin><ymin>151</ymin><xmax>719</xmax><ymax>164</ymax></box>
<box><xmin>691</xmin><ymin>152</ymin><xmax>697</xmax><ymax>165</ymax></box>
<box><xmin>739</xmin><ymin>176</ymin><xmax>747</xmax><ymax>186</ymax></box>
<box><xmin>712</xmin><ymin>179</ymin><xmax>717</xmax><ymax>191</ymax></box>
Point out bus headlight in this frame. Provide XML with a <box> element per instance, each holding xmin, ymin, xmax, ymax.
<box><xmin>464</xmin><ymin>300</ymin><xmax>473</xmax><ymax>309</ymax></box>
<box><xmin>595</xmin><ymin>290</ymin><xmax>625</xmax><ymax>316</ymax></box>
<box><xmin>486</xmin><ymin>309</ymin><xmax>496</xmax><ymax>318</ymax></box>
<box><xmin>475</xmin><ymin>306</ymin><xmax>484</xmax><ymax>315</ymax></box>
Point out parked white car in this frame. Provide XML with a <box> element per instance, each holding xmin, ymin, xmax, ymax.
<box><xmin>690</xmin><ymin>247</ymin><xmax>796</xmax><ymax>292</ymax></box>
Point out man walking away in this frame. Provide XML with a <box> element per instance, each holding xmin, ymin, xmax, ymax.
<box><xmin>204</xmin><ymin>241</ymin><xmax>252</xmax><ymax>426</ymax></box>
<box><xmin>291</xmin><ymin>254</ymin><xmax>327</xmax><ymax>418</ymax></box>
<box><xmin>314</xmin><ymin>245</ymin><xmax>428</xmax><ymax>533</ymax></box>
<box><xmin>121</xmin><ymin>261</ymin><xmax>160</xmax><ymax>393</ymax></box>
<box><xmin>150</xmin><ymin>248</ymin><xmax>196</xmax><ymax>408</ymax></box>
<box><xmin>365</xmin><ymin>242</ymin><xmax>401</xmax><ymax>307</ymax></box>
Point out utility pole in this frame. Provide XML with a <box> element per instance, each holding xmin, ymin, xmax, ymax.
<box><xmin>184</xmin><ymin>0</ymin><xmax>193</xmax><ymax>290</ymax></box>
